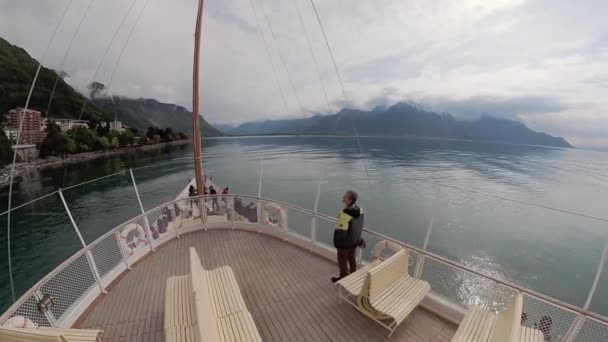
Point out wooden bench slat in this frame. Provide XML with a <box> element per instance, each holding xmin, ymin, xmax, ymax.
<box><xmin>520</xmin><ymin>326</ymin><xmax>544</xmax><ymax>342</ymax></box>
<box><xmin>359</xmin><ymin>249</ymin><xmax>430</xmax><ymax>334</ymax></box>
<box><xmin>165</xmin><ymin>247</ymin><xmax>261</xmax><ymax>342</ymax></box>
<box><xmin>217</xmin><ymin>312</ymin><xmax>262</xmax><ymax>342</ymax></box>
<box><xmin>451</xmin><ymin>294</ymin><xmax>527</xmax><ymax>342</ymax></box>
<box><xmin>336</xmin><ymin>260</ymin><xmax>381</xmax><ymax>296</ymax></box>
<box><xmin>0</xmin><ymin>326</ymin><xmax>102</xmax><ymax>342</ymax></box>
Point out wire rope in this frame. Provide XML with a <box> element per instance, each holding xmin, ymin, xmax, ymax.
<box><xmin>257</xmin><ymin>0</ymin><xmax>306</xmax><ymax>119</ymax></box>
<box><xmin>290</xmin><ymin>0</ymin><xmax>330</xmax><ymax>109</ymax></box>
<box><xmin>44</xmin><ymin>0</ymin><xmax>95</xmax><ymax>118</ymax></box>
<box><xmin>96</xmin><ymin>0</ymin><xmax>153</xmax><ymax>123</ymax></box>
<box><xmin>247</xmin><ymin>0</ymin><xmax>290</xmax><ymax>114</ymax></box>
<box><xmin>5</xmin><ymin>0</ymin><xmax>75</xmax><ymax>303</ymax></box>
<box><xmin>76</xmin><ymin>0</ymin><xmax>139</xmax><ymax>121</ymax></box>
<box><xmin>307</xmin><ymin>0</ymin><xmax>373</xmax><ymax>193</ymax></box>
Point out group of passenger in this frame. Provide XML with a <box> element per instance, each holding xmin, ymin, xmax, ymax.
<box><xmin>188</xmin><ymin>184</ymin><xmax>230</xmax><ymax>213</ymax></box>
<box><xmin>150</xmin><ymin>205</ymin><xmax>181</xmax><ymax>239</ymax></box>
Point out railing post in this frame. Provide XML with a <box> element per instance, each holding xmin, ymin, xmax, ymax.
<box><xmin>563</xmin><ymin>242</ymin><xmax>608</xmax><ymax>341</ymax></box>
<box><xmin>563</xmin><ymin>316</ymin><xmax>586</xmax><ymax>342</ymax></box>
<box><xmin>58</xmin><ymin>190</ymin><xmax>106</xmax><ymax>294</ymax></box>
<box><xmin>129</xmin><ymin>169</ymin><xmax>156</xmax><ymax>252</ymax></box>
<box><xmin>310</xmin><ymin>178</ymin><xmax>322</xmax><ymax>251</ymax></box>
<box><xmin>414</xmin><ymin>185</ymin><xmax>441</xmax><ymax>279</ymax></box>
<box><xmin>257</xmin><ymin>154</ymin><xmax>264</xmax><ymax>224</ymax></box>
<box><xmin>115</xmin><ymin>230</ymin><xmax>132</xmax><ymax>270</ymax></box>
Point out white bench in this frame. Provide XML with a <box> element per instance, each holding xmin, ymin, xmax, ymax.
<box><xmin>164</xmin><ymin>247</ymin><xmax>262</xmax><ymax>342</ymax></box>
<box><xmin>337</xmin><ymin>249</ymin><xmax>430</xmax><ymax>336</ymax></box>
<box><xmin>451</xmin><ymin>293</ymin><xmax>544</xmax><ymax>342</ymax></box>
<box><xmin>520</xmin><ymin>327</ymin><xmax>544</xmax><ymax>342</ymax></box>
<box><xmin>0</xmin><ymin>326</ymin><xmax>102</xmax><ymax>342</ymax></box>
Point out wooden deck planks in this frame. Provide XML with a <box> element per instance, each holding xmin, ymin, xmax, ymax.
<box><xmin>77</xmin><ymin>229</ymin><xmax>456</xmax><ymax>341</ymax></box>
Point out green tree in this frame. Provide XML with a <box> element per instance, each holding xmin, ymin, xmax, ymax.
<box><xmin>110</xmin><ymin>136</ymin><xmax>119</xmax><ymax>149</ymax></box>
<box><xmin>70</xmin><ymin>127</ymin><xmax>96</xmax><ymax>148</ymax></box>
<box><xmin>65</xmin><ymin>136</ymin><xmax>77</xmax><ymax>154</ymax></box>
<box><xmin>40</xmin><ymin>122</ymin><xmax>67</xmax><ymax>158</ymax></box>
<box><xmin>177</xmin><ymin>132</ymin><xmax>188</xmax><ymax>140</ymax></box>
<box><xmin>93</xmin><ymin>136</ymin><xmax>109</xmax><ymax>150</ymax></box>
<box><xmin>163</xmin><ymin>127</ymin><xmax>175</xmax><ymax>142</ymax></box>
<box><xmin>117</xmin><ymin>130</ymin><xmax>134</xmax><ymax>147</ymax></box>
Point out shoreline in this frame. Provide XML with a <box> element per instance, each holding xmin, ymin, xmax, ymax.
<box><xmin>0</xmin><ymin>140</ymin><xmax>190</xmax><ymax>187</ymax></box>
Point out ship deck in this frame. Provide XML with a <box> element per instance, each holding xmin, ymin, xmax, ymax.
<box><xmin>76</xmin><ymin>228</ymin><xmax>456</xmax><ymax>341</ymax></box>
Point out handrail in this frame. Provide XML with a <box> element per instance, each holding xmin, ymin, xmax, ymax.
<box><xmin>119</xmin><ymin>193</ymin><xmax>608</xmax><ymax>325</ymax></box>
<box><xmin>214</xmin><ymin>194</ymin><xmax>608</xmax><ymax>324</ymax></box>
<box><xmin>3</xmin><ymin>192</ymin><xmax>608</xmax><ymax>329</ymax></box>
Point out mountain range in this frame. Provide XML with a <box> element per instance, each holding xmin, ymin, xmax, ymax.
<box><xmin>1</xmin><ymin>36</ymin><xmax>573</xmax><ymax>147</ymax></box>
<box><xmin>220</xmin><ymin>103</ymin><xmax>573</xmax><ymax>148</ymax></box>
<box><xmin>0</xmin><ymin>37</ymin><xmax>107</xmax><ymax>122</ymax></box>
<box><xmin>0</xmin><ymin>37</ymin><xmax>222</xmax><ymax>137</ymax></box>
<box><xmin>93</xmin><ymin>97</ymin><xmax>222</xmax><ymax>137</ymax></box>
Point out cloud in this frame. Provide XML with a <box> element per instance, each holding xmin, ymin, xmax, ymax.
<box><xmin>420</xmin><ymin>95</ymin><xmax>568</xmax><ymax>120</ymax></box>
<box><xmin>0</xmin><ymin>0</ymin><xmax>607</xmax><ymax>147</ymax></box>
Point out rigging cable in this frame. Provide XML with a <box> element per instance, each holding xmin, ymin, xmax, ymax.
<box><xmin>76</xmin><ymin>0</ymin><xmax>140</xmax><ymax>121</ymax></box>
<box><xmin>257</xmin><ymin>0</ymin><xmax>306</xmax><ymax>118</ymax></box>
<box><xmin>247</xmin><ymin>0</ymin><xmax>290</xmax><ymax>114</ymax></box>
<box><xmin>6</xmin><ymin>0</ymin><xmax>75</xmax><ymax>303</ymax></box>
<box><xmin>45</xmin><ymin>0</ymin><xmax>95</xmax><ymax>118</ymax></box>
<box><xmin>95</xmin><ymin>0</ymin><xmax>153</xmax><ymax>121</ymax></box>
<box><xmin>290</xmin><ymin>0</ymin><xmax>330</xmax><ymax>109</ymax></box>
<box><xmin>307</xmin><ymin>0</ymin><xmax>373</xmax><ymax>192</ymax></box>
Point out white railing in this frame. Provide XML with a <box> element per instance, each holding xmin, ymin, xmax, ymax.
<box><xmin>1</xmin><ymin>185</ymin><xmax>608</xmax><ymax>340</ymax></box>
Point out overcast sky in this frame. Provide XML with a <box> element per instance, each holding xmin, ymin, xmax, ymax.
<box><xmin>1</xmin><ymin>0</ymin><xmax>607</xmax><ymax>149</ymax></box>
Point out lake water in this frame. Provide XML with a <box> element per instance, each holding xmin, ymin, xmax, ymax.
<box><xmin>1</xmin><ymin>136</ymin><xmax>608</xmax><ymax>318</ymax></box>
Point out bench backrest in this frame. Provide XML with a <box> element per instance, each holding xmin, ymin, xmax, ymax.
<box><xmin>189</xmin><ymin>247</ymin><xmax>221</xmax><ymax>342</ymax></box>
<box><xmin>491</xmin><ymin>293</ymin><xmax>523</xmax><ymax>342</ymax></box>
<box><xmin>363</xmin><ymin>249</ymin><xmax>408</xmax><ymax>301</ymax></box>
<box><xmin>190</xmin><ymin>247</ymin><xmax>208</xmax><ymax>294</ymax></box>
<box><xmin>194</xmin><ymin>290</ymin><xmax>221</xmax><ymax>342</ymax></box>
<box><xmin>0</xmin><ymin>327</ymin><xmax>65</xmax><ymax>342</ymax></box>
<box><xmin>190</xmin><ymin>247</ymin><xmax>206</xmax><ymax>274</ymax></box>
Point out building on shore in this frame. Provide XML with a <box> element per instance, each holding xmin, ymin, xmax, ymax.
<box><xmin>109</xmin><ymin>120</ymin><xmax>125</xmax><ymax>132</ymax></box>
<box><xmin>49</xmin><ymin>118</ymin><xmax>90</xmax><ymax>132</ymax></box>
<box><xmin>6</xmin><ymin>108</ymin><xmax>46</xmax><ymax>144</ymax></box>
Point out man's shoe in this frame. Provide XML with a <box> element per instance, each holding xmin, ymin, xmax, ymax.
<box><xmin>331</xmin><ymin>276</ymin><xmax>341</xmax><ymax>283</ymax></box>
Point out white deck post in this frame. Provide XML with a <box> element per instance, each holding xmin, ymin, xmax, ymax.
<box><xmin>58</xmin><ymin>190</ymin><xmax>106</xmax><ymax>294</ymax></box>
<box><xmin>584</xmin><ymin>243</ymin><xmax>608</xmax><ymax>310</ymax></box>
<box><xmin>129</xmin><ymin>169</ymin><xmax>156</xmax><ymax>251</ymax></box>
<box><xmin>115</xmin><ymin>230</ymin><xmax>132</xmax><ymax>270</ymax></box>
<box><xmin>257</xmin><ymin>153</ymin><xmax>264</xmax><ymax>224</ymax></box>
<box><xmin>310</xmin><ymin>177</ymin><xmax>322</xmax><ymax>251</ymax></box>
<box><xmin>563</xmin><ymin>242</ymin><xmax>608</xmax><ymax>341</ymax></box>
<box><xmin>414</xmin><ymin>185</ymin><xmax>441</xmax><ymax>279</ymax></box>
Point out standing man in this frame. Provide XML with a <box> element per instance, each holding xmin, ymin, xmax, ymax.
<box><xmin>209</xmin><ymin>186</ymin><xmax>219</xmax><ymax>211</ymax></box>
<box><xmin>332</xmin><ymin>190</ymin><xmax>364</xmax><ymax>283</ymax></box>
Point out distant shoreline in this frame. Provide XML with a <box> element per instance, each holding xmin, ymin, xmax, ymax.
<box><xmin>0</xmin><ymin>140</ymin><xmax>190</xmax><ymax>187</ymax></box>
<box><xmin>209</xmin><ymin>133</ymin><xmax>575</xmax><ymax>150</ymax></box>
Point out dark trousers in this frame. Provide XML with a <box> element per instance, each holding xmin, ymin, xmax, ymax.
<box><xmin>337</xmin><ymin>247</ymin><xmax>357</xmax><ymax>278</ymax></box>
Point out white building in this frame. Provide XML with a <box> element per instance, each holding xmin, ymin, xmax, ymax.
<box><xmin>49</xmin><ymin>118</ymin><xmax>89</xmax><ymax>132</ymax></box>
<box><xmin>109</xmin><ymin>120</ymin><xmax>125</xmax><ymax>132</ymax></box>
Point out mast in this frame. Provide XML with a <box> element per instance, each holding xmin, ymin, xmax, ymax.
<box><xmin>192</xmin><ymin>0</ymin><xmax>205</xmax><ymax>193</ymax></box>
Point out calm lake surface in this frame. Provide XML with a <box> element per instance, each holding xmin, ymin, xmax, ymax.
<box><xmin>1</xmin><ymin>136</ymin><xmax>607</xmax><ymax>317</ymax></box>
